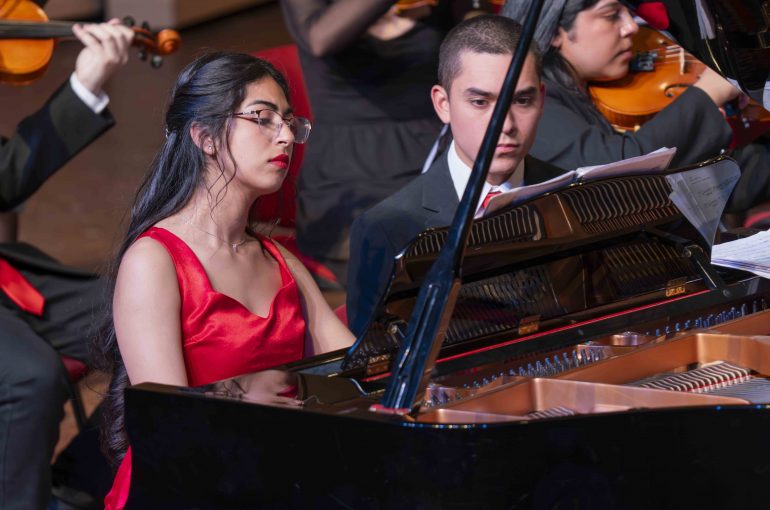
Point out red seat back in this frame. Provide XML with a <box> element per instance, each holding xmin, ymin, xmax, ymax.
<box><xmin>250</xmin><ymin>45</ymin><xmax>312</xmax><ymax>228</ymax></box>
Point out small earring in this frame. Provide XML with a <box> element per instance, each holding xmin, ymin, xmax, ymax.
<box><xmin>207</xmin><ymin>145</ymin><xmax>214</xmax><ymax>154</ymax></box>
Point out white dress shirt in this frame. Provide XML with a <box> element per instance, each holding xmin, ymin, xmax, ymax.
<box><xmin>446</xmin><ymin>140</ymin><xmax>525</xmax><ymax>218</ymax></box>
<box><xmin>69</xmin><ymin>73</ymin><xmax>109</xmax><ymax>114</ymax></box>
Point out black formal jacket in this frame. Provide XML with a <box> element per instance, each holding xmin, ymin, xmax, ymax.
<box><xmin>0</xmin><ymin>81</ymin><xmax>114</xmax><ymax>275</ymax></box>
<box><xmin>532</xmin><ymin>78</ymin><xmax>770</xmax><ymax>213</ymax></box>
<box><xmin>346</xmin><ymin>153</ymin><xmax>566</xmax><ymax>336</ymax></box>
<box><xmin>532</xmin><ymin>78</ymin><xmax>732</xmax><ymax>171</ymax></box>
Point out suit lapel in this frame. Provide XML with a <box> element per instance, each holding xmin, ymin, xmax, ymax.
<box><xmin>420</xmin><ymin>154</ymin><xmax>459</xmax><ymax>227</ymax></box>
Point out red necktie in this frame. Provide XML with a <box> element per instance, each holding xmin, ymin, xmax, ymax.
<box><xmin>481</xmin><ymin>190</ymin><xmax>502</xmax><ymax>210</ymax></box>
<box><xmin>0</xmin><ymin>258</ymin><xmax>44</xmax><ymax>316</ymax></box>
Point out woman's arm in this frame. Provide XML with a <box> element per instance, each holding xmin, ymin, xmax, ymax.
<box><xmin>534</xmin><ymin>84</ymin><xmax>733</xmax><ymax>170</ymax></box>
<box><xmin>274</xmin><ymin>242</ymin><xmax>355</xmax><ymax>356</ymax></box>
<box><xmin>280</xmin><ymin>0</ymin><xmax>395</xmax><ymax>57</ymax></box>
<box><xmin>113</xmin><ymin>237</ymin><xmax>188</xmax><ymax>386</ymax></box>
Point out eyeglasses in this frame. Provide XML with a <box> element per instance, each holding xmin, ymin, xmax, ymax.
<box><xmin>232</xmin><ymin>109</ymin><xmax>312</xmax><ymax>144</ymax></box>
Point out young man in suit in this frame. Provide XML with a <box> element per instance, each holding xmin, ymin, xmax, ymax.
<box><xmin>346</xmin><ymin>15</ymin><xmax>566</xmax><ymax>335</ymax></box>
<box><xmin>0</xmin><ymin>19</ymin><xmax>133</xmax><ymax>510</ymax></box>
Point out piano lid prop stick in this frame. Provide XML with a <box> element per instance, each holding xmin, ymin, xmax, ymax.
<box><xmin>374</xmin><ymin>0</ymin><xmax>547</xmax><ymax>415</ymax></box>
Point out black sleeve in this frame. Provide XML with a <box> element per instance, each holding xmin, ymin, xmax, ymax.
<box><xmin>535</xmin><ymin>86</ymin><xmax>733</xmax><ymax>170</ymax></box>
<box><xmin>0</xmin><ymin>81</ymin><xmax>114</xmax><ymax>211</ymax></box>
<box><xmin>279</xmin><ymin>0</ymin><xmax>397</xmax><ymax>57</ymax></box>
<box><xmin>346</xmin><ymin>214</ymin><xmax>399</xmax><ymax>337</ymax></box>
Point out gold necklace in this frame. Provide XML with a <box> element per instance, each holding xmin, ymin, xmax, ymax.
<box><xmin>186</xmin><ymin>220</ymin><xmax>252</xmax><ymax>252</ymax></box>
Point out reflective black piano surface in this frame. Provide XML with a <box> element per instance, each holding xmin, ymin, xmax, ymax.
<box><xmin>124</xmin><ymin>158</ymin><xmax>770</xmax><ymax>509</ymax></box>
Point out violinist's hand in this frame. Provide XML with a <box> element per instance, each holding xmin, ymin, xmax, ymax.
<box><xmin>693</xmin><ymin>66</ymin><xmax>740</xmax><ymax>108</ymax></box>
<box><xmin>72</xmin><ymin>18</ymin><xmax>133</xmax><ymax>96</ymax></box>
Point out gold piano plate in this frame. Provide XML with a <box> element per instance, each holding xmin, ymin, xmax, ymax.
<box><xmin>418</xmin><ymin>377</ymin><xmax>746</xmax><ymax>424</ymax></box>
<box><xmin>418</xmin><ymin>309</ymin><xmax>770</xmax><ymax>423</ymax></box>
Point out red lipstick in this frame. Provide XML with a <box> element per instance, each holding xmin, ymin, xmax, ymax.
<box><xmin>269</xmin><ymin>154</ymin><xmax>290</xmax><ymax>169</ymax></box>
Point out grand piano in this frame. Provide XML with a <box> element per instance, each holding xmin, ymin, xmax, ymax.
<box><xmin>123</xmin><ymin>1</ymin><xmax>770</xmax><ymax>508</ymax></box>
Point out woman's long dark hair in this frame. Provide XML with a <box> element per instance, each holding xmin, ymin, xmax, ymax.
<box><xmin>502</xmin><ymin>0</ymin><xmax>602</xmax><ymax>98</ymax></box>
<box><xmin>92</xmin><ymin>51</ymin><xmax>290</xmax><ymax>466</ymax></box>
<box><xmin>540</xmin><ymin>0</ymin><xmax>601</xmax><ymax>92</ymax></box>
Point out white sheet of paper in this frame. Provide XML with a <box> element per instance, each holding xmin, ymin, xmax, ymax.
<box><xmin>666</xmin><ymin>158</ymin><xmax>741</xmax><ymax>247</ymax></box>
<box><xmin>711</xmin><ymin>230</ymin><xmax>770</xmax><ymax>280</ymax></box>
<box><xmin>484</xmin><ymin>147</ymin><xmax>677</xmax><ymax>216</ymax></box>
<box><xmin>575</xmin><ymin>147</ymin><xmax>677</xmax><ymax>181</ymax></box>
<box><xmin>484</xmin><ymin>170</ymin><xmax>577</xmax><ymax>214</ymax></box>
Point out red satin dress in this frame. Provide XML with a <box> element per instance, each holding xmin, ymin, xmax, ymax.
<box><xmin>104</xmin><ymin>227</ymin><xmax>306</xmax><ymax>509</ymax></box>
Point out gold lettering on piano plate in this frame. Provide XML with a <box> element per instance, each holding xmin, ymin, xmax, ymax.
<box><xmin>366</xmin><ymin>354</ymin><xmax>392</xmax><ymax>376</ymax></box>
<box><xmin>518</xmin><ymin>315</ymin><xmax>541</xmax><ymax>335</ymax></box>
<box><xmin>665</xmin><ymin>277</ymin><xmax>687</xmax><ymax>297</ymax></box>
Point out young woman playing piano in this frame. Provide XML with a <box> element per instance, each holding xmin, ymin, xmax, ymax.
<box><xmin>501</xmin><ymin>0</ymin><xmax>770</xmax><ymax>212</ymax></box>
<box><xmin>93</xmin><ymin>52</ymin><xmax>355</xmax><ymax>509</ymax></box>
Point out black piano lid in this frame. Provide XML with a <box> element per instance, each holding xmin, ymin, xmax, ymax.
<box><xmin>341</xmin><ymin>156</ymin><xmax>741</xmax><ymax>382</ymax></box>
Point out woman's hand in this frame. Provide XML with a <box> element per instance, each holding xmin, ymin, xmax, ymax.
<box><xmin>208</xmin><ymin>370</ymin><xmax>303</xmax><ymax>407</ymax></box>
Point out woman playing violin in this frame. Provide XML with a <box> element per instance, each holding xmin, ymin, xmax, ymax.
<box><xmin>502</xmin><ymin>0</ymin><xmax>770</xmax><ymax>213</ymax></box>
<box><xmin>0</xmin><ymin>15</ymin><xmax>133</xmax><ymax>510</ymax></box>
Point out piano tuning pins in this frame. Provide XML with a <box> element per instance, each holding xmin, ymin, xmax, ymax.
<box><xmin>544</xmin><ymin>358</ymin><xmax>553</xmax><ymax>374</ymax></box>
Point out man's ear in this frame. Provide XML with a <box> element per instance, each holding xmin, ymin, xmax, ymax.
<box><xmin>431</xmin><ymin>84</ymin><xmax>451</xmax><ymax>125</ymax></box>
<box><xmin>190</xmin><ymin>122</ymin><xmax>215</xmax><ymax>155</ymax></box>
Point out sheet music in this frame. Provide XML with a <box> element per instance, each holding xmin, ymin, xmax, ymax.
<box><xmin>484</xmin><ymin>147</ymin><xmax>677</xmax><ymax>215</ymax></box>
<box><xmin>711</xmin><ymin>230</ymin><xmax>770</xmax><ymax>280</ymax></box>
<box><xmin>484</xmin><ymin>170</ymin><xmax>576</xmax><ymax>214</ymax></box>
<box><xmin>666</xmin><ymin>158</ymin><xmax>741</xmax><ymax>247</ymax></box>
<box><xmin>575</xmin><ymin>147</ymin><xmax>677</xmax><ymax>181</ymax></box>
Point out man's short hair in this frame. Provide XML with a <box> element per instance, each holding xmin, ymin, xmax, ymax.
<box><xmin>438</xmin><ymin>14</ymin><xmax>543</xmax><ymax>92</ymax></box>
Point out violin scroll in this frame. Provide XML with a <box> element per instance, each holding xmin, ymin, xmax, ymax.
<box><xmin>122</xmin><ymin>16</ymin><xmax>181</xmax><ymax>68</ymax></box>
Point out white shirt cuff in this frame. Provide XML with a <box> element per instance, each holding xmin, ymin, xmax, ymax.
<box><xmin>69</xmin><ymin>73</ymin><xmax>109</xmax><ymax>114</ymax></box>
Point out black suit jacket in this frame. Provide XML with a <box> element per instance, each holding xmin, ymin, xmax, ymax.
<box><xmin>346</xmin><ymin>153</ymin><xmax>566</xmax><ymax>335</ymax></box>
<box><xmin>533</xmin><ymin>78</ymin><xmax>770</xmax><ymax>213</ymax></box>
<box><xmin>0</xmin><ymin>80</ymin><xmax>114</xmax><ymax>275</ymax></box>
<box><xmin>532</xmin><ymin>78</ymin><xmax>733</xmax><ymax>171</ymax></box>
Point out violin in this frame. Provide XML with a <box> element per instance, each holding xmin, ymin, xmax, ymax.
<box><xmin>589</xmin><ymin>25</ymin><xmax>770</xmax><ymax>146</ymax></box>
<box><xmin>0</xmin><ymin>0</ymin><xmax>180</xmax><ymax>85</ymax></box>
